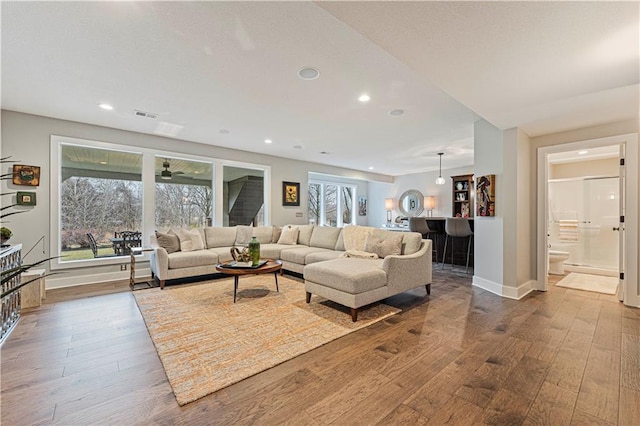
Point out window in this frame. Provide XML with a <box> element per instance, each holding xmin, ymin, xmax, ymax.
<box><xmin>222</xmin><ymin>165</ymin><xmax>265</xmax><ymax>226</ymax></box>
<box><xmin>155</xmin><ymin>156</ymin><xmax>213</xmax><ymax>230</ymax></box>
<box><xmin>59</xmin><ymin>144</ymin><xmax>142</xmax><ymax>261</ymax></box>
<box><xmin>307</xmin><ymin>181</ymin><xmax>356</xmax><ymax>227</ymax></box>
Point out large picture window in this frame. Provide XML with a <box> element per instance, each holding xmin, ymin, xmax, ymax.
<box><xmin>155</xmin><ymin>156</ymin><xmax>213</xmax><ymax>230</ymax></box>
<box><xmin>307</xmin><ymin>181</ymin><xmax>356</xmax><ymax>227</ymax></box>
<box><xmin>59</xmin><ymin>144</ymin><xmax>142</xmax><ymax>261</ymax></box>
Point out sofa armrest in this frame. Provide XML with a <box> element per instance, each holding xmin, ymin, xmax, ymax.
<box><xmin>150</xmin><ymin>246</ymin><xmax>169</xmax><ymax>280</ymax></box>
<box><xmin>382</xmin><ymin>239</ymin><xmax>432</xmax><ymax>294</ymax></box>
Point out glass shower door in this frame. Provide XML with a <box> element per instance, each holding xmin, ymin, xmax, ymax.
<box><xmin>548</xmin><ymin>177</ymin><xmax>618</xmax><ymax>270</ymax></box>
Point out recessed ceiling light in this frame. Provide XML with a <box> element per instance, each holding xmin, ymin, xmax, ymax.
<box><xmin>358</xmin><ymin>94</ymin><xmax>371</xmax><ymax>103</ymax></box>
<box><xmin>368</xmin><ymin>166</ymin><xmax>374</xmax><ymax>170</ymax></box>
<box><xmin>578</xmin><ymin>150</ymin><xmax>589</xmax><ymax>155</ymax></box>
<box><xmin>264</xmin><ymin>139</ymin><xmax>272</xmax><ymax>144</ymax></box>
<box><xmin>99</xmin><ymin>161</ymin><xmax>107</xmax><ymax>165</ymax></box>
<box><xmin>389</xmin><ymin>109</ymin><xmax>404</xmax><ymax>116</ymax></box>
<box><xmin>218</xmin><ymin>129</ymin><xmax>230</xmax><ymax>134</ymax></box>
<box><xmin>298</xmin><ymin>67</ymin><xmax>320</xmax><ymax>80</ymax></box>
<box><xmin>320</xmin><ymin>151</ymin><xmax>330</xmax><ymax>155</ymax></box>
<box><xmin>98</xmin><ymin>103</ymin><xmax>113</xmax><ymax>110</ymax></box>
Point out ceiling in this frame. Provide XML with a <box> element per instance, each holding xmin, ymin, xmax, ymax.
<box><xmin>2</xmin><ymin>2</ymin><xmax>638</xmax><ymax>177</ymax></box>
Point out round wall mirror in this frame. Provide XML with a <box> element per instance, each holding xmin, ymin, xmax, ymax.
<box><xmin>398</xmin><ymin>189</ymin><xmax>424</xmax><ymax>217</ymax></box>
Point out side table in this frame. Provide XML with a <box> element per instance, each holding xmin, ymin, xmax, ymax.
<box><xmin>130</xmin><ymin>247</ymin><xmax>155</xmax><ymax>291</ymax></box>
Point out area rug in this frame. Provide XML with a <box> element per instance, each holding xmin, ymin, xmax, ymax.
<box><xmin>133</xmin><ymin>275</ymin><xmax>399</xmax><ymax>405</ymax></box>
<box><xmin>555</xmin><ymin>272</ymin><xmax>618</xmax><ymax>295</ymax></box>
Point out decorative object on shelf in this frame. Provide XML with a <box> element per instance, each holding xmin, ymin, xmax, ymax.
<box><xmin>12</xmin><ymin>164</ymin><xmax>41</xmax><ymax>186</ymax></box>
<box><xmin>1</xmin><ymin>227</ymin><xmax>12</xmax><ymax>245</ymax></box>
<box><xmin>385</xmin><ymin>198</ymin><xmax>394</xmax><ymax>225</ymax></box>
<box><xmin>358</xmin><ymin>196</ymin><xmax>367</xmax><ymax>216</ymax></box>
<box><xmin>16</xmin><ymin>191</ymin><xmax>36</xmax><ymax>206</ymax></box>
<box><xmin>476</xmin><ymin>174</ymin><xmax>496</xmax><ymax>217</ymax></box>
<box><xmin>282</xmin><ymin>181</ymin><xmax>300</xmax><ymax>206</ymax></box>
<box><xmin>424</xmin><ymin>196</ymin><xmax>435</xmax><ymax>217</ymax></box>
<box><xmin>398</xmin><ymin>189</ymin><xmax>424</xmax><ymax>217</ymax></box>
<box><xmin>435</xmin><ymin>153</ymin><xmax>446</xmax><ymax>185</ymax></box>
<box><xmin>451</xmin><ymin>174</ymin><xmax>474</xmax><ymax>218</ymax></box>
<box><xmin>248</xmin><ymin>236</ymin><xmax>261</xmax><ymax>266</ymax></box>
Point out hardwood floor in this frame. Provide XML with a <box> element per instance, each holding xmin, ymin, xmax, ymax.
<box><xmin>2</xmin><ymin>271</ymin><xmax>639</xmax><ymax>425</ymax></box>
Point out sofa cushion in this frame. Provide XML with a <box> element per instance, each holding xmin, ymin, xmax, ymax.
<box><xmin>335</xmin><ymin>228</ymin><xmax>345</xmax><ymax>251</ymax></box>
<box><xmin>207</xmin><ymin>247</ymin><xmax>234</xmax><ymax>263</ymax></box>
<box><xmin>343</xmin><ymin>225</ymin><xmax>376</xmax><ymax>251</ymax></box>
<box><xmin>305</xmin><ymin>250</ymin><xmax>344</xmax><ymax>264</ymax></box>
<box><xmin>304</xmin><ymin>258</ymin><xmax>387</xmax><ymax>294</ymax></box>
<box><xmin>167</xmin><ymin>250</ymin><xmax>218</xmax><ymax>269</ymax></box>
<box><xmin>278</xmin><ymin>226</ymin><xmax>299</xmax><ymax>245</ymax></box>
<box><xmin>280</xmin><ymin>247</ymin><xmax>331</xmax><ymax>264</ymax></box>
<box><xmin>297</xmin><ymin>224</ymin><xmax>315</xmax><ymax>246</ymax></box>
<box><xmin>252</xmin><ymin>226</ymin><xmax>274</xmax><ymax>244</ymax></box>
<box><xmin>155</xmin><ymin>231</ymin><xmax>180</xmax><ymax>254</ymax></box>
<box><xmin>310</xmin><ymin>226</ymin><xmax>342</xmax><ymax>250</ymax></box>
<box><xmin>364</xmin><ymin>232</ymin><xmax>403</xmax><ymax>258</ymax></box>
<box><xmin>205</xmin><ymin>227</ymin><xmax>237</xmax><ymax>248</ymax></box>
<box><xmin>259</xmin><ymin>243</ymin><xmax>294</xmax><ymax>260</ymax></box>
<box><xmin>234</xmin><ymin>225</ymin><xmax>253</xmax><ymax>246</ymax></box>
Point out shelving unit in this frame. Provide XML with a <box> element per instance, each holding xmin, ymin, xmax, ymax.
<box><xmin>451</xmin><ymin>174</ymin><xmax>474</xmax><ymax>218</ymax></box>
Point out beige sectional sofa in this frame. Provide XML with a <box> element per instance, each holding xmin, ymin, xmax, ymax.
<box><xmin>149</xmin><ymin>224</ymin><xmax>432</xmax><ymax>321</ymax></box>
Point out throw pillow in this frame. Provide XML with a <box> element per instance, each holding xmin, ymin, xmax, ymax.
<box><xmin>277</xmin><ymin>226</ymin><xmax>299</xmax><ymax>245</ymax></box>
<box><xmin>172</xmin><ymin>228</ymin><xmax>204</xmax><ymax>252</ymax></box>
<box><xmin>364</xmin><ymin>233</ymin><xmax>402</xmax><ymax>258</ymax></box>
<box><xmin>234</xmin><ymin>225</ymin><xmax>253</xmax><ymax>246</ymax></box>
<box><xmin>155</xmin><ymin>231</ymin><xmax>180</xmax><ymax>254</ymax></box>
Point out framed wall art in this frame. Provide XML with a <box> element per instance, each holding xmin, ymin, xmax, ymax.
<box><xmin>17</xmin><ymin>191</ymin><xmax>36</xmax><ymax>206</ymax></box>
<box><xmin>358</xmin><ymin>196</ymin><xmax>367</xmax><ymax>216</ymax></box>
<box><xmin>282</xmin><ymin>181</ymin><xmax>300</xmax><ymax>206</ymax></box>
<box><xmin>12</xmin><ymin>164</ymin><xmax>41</xmax><ymax>186</ymax></box>
<box><xmin>476</xmin><ymin>174</ymin><xmax>496</xmax><ymax>217</ymax></box>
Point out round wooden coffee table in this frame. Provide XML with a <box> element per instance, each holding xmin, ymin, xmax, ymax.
<box><xmin>215</xmin><ymin>259</ymin><xmax>283</xmax><ymax>303</ymax></box>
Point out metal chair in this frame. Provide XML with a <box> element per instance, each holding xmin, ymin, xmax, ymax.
<box><xmin>441</xmin><ymin>218</ymin><xmax>473</xmax><ymax>273</ymax></box>
<box><xmin>409</xmin><ymin>217</ymin><xmax>439</xmax><ymax>261</ymax></box>
<box><xmin>119</xmin><ymin>231</ymin><xmax>142</xmax><ymax>256</ymax></box>
<box><xmin>86</xmin><ymin>233</ymin><xmax>116</xmax><ymax>258</ymax></box>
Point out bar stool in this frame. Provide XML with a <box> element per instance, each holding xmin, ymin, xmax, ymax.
<box><xmin>409</xmin><ymin>217</ymin><xmax>439</xmax><ymax>261</ymax></box>
<box><xmin>441</xmin><ymin>217</ymin><xmax>473</xmax><ymax>273</ymax></box>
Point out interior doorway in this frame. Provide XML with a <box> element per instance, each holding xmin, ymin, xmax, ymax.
<box><xmin>536</xmin><ymin>134</ymin><xmax>639</xmax><ymax>307</ymax></box>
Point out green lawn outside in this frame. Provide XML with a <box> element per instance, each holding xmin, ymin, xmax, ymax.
<box><xmin>61</xmin><ymin>247</ymin><xmax>120</xmax><ymax>261</ymax></box>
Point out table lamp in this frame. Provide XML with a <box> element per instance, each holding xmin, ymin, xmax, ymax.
<box><xmin>425</xmin><ymin>196</ymin><xmax>435</xmax><ymax>217</ymax></box>
<box><xmin>384</xmin><ymin>198</ymin><xmax>394</xmax><ymax>225</ymax></box>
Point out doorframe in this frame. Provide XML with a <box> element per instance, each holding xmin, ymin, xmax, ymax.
<box><xmin>536</xmin><ymin>133</ymin><xmax>639</xmax><ymax>307</ymax></box>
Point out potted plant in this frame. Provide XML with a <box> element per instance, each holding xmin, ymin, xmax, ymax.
<box><xmin>1</xmin><ymin>227</ymin><xmax>12</xmax><ymax>245</ymax></box>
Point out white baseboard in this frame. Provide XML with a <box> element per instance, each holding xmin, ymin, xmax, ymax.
<box><xmin>472</xmin><ymin>276</ymin><xmax>536</xmax><ymax>300</ymax></box>
<box><xmin>46</xmin><ymin>268</ymin><xmax>152</xmax><ymax>289</ymax></box>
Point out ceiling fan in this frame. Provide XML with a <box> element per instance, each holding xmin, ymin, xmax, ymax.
<box><xmin>160</xmin><ymin>159</ymin><xmax>184</xmax><ymax>180</ymax></box>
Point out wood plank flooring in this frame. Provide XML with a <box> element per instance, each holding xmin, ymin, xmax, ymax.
<box><xmin>1</xmin><ymin>272</ymin><xmax>639</xmax><ymax>425</ymax></box>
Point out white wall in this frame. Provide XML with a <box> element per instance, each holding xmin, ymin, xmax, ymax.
<box><xmin>0</xmin><ymin>110</ymin><xmax>391</xmax><ymax>286</ymax></box>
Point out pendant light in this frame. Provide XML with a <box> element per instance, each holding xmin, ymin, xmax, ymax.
<box><xmin>435</xmin><ymin>152</ymin><xmax>446</xmax><ymax>185</ymax></box>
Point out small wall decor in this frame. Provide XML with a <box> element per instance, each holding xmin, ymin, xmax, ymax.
<box><xmin>282</xmin><ymin>181</ymin><xmax>300</xmax><ymax>206</ymax></box>
<box><xmin>358</xmin><ymin>196</ymin><xmax>367</xmax><ymax>216</ymax></box>
<box><xmin>12</xmin><ymin>164</ymin><xmax>41</xmax><ymax>186</ymax></box>
<box><xmin>476</xmin><ymin>174</ymin><xmax>496</xmax><ymax>217</ymax></box>
<box><xmin>16</xmin><ymin>191</ymin><xmax>36</xmax><ymax>206</ymax></box>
